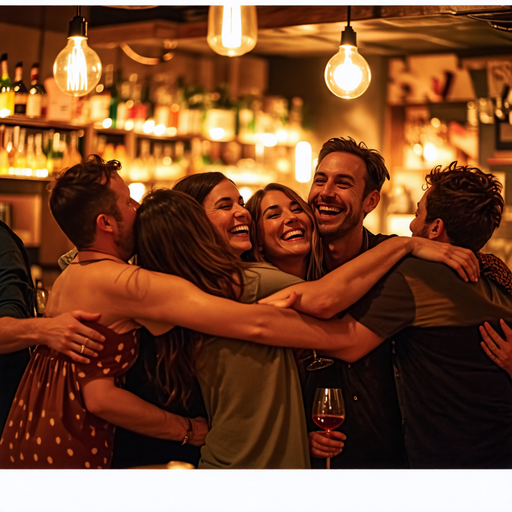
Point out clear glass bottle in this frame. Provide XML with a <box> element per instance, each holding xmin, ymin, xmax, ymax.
<box><xmin>26</xmin><ymin>133</ymin><xmax>36</xmax><ymax>172</ymax></box>
<box><xmin>34</xmin><ymin>132</ymin><xmax>47</xmax><ymax>174</ymax></box>
<box><xmin>0</xmin><ymin>125</ymin><xmax>9</xmax><ymax>174</ymax></box>
<box><xmin>13</xmin><ymin>127</ymin><xmax>27</xmax><ymax>172</ymax></box>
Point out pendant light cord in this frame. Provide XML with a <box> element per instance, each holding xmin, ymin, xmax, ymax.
<box><xmin>347</xmin><ymin>6</ymin><xmax>351</xmax><ymax>27</ymax></box>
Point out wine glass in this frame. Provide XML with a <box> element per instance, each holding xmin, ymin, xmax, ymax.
<box><xmin>307</xmin><ymin>350</ymin><xmax>334</xmax><ymax>371</ymax></box>
<box><xmin>312</xmin><ymin>387</ymin><xmax>345</xmax><ymax>469</ymax></box>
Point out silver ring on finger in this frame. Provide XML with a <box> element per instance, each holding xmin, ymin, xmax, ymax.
<box><xmin>80</xmin><ymin>344</ymin><xmax>85</xmax><ymax>354</ymax></box>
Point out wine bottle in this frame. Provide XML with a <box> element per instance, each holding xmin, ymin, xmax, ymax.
<box><xmin>34</xmin><ymin>132</ymin><xmax>47</xmax><ymax>174</ymax></box>
<box><xmin>106</xmin><ymin>64</ymin><xmax>118</xmax><ymax>128</ymax></box>
<box><xmin>13</xmin><ymin>62</ymin><xmax>28</xmax><ymax>115</ymax></box>
<box><xmin>0</xmin><ymin>125</ymin><xmax>8</xmax><ymax>174</ymax></box>
<box><xmin>26</xmin><ymin>133</ymin><xmax>36</xmax><ymax>171</ymax></box>
<box><xmin>13</xmin><ymin>127</ymin><xmax>27</xmax><ymax>172</ymax></box>
<box><xmin>26</xmin><ymin>63</ymin><xmax>46</xmax><ymax>118</ymax></box>
<box><xmin>0</xmin><ymin>54</ymin><xmax>15</xmax><ymax>117</ymax></box>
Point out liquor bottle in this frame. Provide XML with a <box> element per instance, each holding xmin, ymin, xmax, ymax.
<box><xmin>89</xmin><ymin>79</ymin><xmax>110</xmax><ymax>123</ymax></box>
<box><xmin>13</xmin><ymin>62</ymin><xmax>28</xmax><ymax>115</ymax></box>
<box><xmin>0</xmin><ymin>54</ymin><xmax>15</xmax><ymax>116</ymax></box>
<box><xmin>13</xmin><ymin>127</ymin><xmax>27</xmax><ymax>172</ymax></box>
<box><xmin>26</xmin><ymin>133</ymin><xmax>36</xmax><ymax>171</ymax></box>
<box><xmin>34</xmin><ymin>132</ymin><xmax>47</xmax><ymax>174</ymax></box>
<box><xmin>66</xmin><ymin>131</ymin><xmax>82</xmax><ymax>167</ymax></box>
<box><xmin>26</xmin><ymin>63</ymin><xmax>46</xmax><ymax>118</ymax></box>
<box><xmin>4</xmin><ymin>126</ymin><xmax>14</xmax><ymax>168</ymax></box>
<box><xmin>0</xmin><ymin>125</ymin><xmax>8</xmax><ymax>174</ymax></box>
<box><xmin>106</xmin><ymin>65</ymin><xmax>118</xmax><ymax>128</ymax></box>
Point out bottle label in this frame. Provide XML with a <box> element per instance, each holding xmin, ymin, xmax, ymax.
<box><xmin>26</xmin><ymin>94</ymin><xmax>42</xmax><ymax>117</ymax></box>
<box><xmin>15</xmin><ymin>93</ymin><xmax>27</xmax><ymax>114</ymax></box>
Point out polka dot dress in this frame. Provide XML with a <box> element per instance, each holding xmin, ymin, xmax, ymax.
<box><xmin>0</xmin><ymin>322</ymin><xmax>138</xmax><ymax>469</ymax></box>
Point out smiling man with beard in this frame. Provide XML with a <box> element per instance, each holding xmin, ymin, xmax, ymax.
<box><xmin>303</xmin><ymin>136</ymin><xmax>407</xmax><ymax>469</ymax></box>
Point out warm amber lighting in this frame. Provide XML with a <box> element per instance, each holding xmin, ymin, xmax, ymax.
<box><xmin>261</xmin><ymin>133</ymin><xmax>278</xmax><ymax>147</ymax></box>
<box><xmin>423</xmin><ymin>142</ymin><xmax>437</xmax><ymax>161</ymax></box>
<box><xmin>325</xmin><ymin>45</ymin><xmax>371</xmax><ymax>99</ymax></box>
<box><xmin>154</xmin><ymin>124</ymin><xmax>166</xmax><ymax>136</ymax></box>
<box><xmin>102</xmin><ymin>118</ymin><xmax>113</xmax><ymax>129</ymax></box>
<box><xmin>210</xmin><ymin>128</ymin><xmax>225</xmax><ymax>140</ymax></box>
<box><xmin>124</xmin><ymin>119</ymin><xmax>134</xmax><ymax>131</ymax></box>
<box><xmin>295</xmin><ymin>141</ymin><xmax>312</xmax><ymax>183</ymax></box>
<box><xmin>53</xmin><ymin>25</ymin><xmax>101</xmax><ymax>97</ymax></box>
<box><xmin>325</xmin><ymin>8</ymin><xmax>371</xmax><ymax>99</ymax></box>
<box><xmin>239</xmin><ymin>186</ymin><xmax>254</xmax><ymax>202</ymax></box>
<box><xmin>128</xmin><ymin>182</ymin><xmax>146</xmax><ymax>203</ymax></box>
<box><xmin>142</xmin><ymin>120</ymin><xmax>155</xmax><ymax>134</ymax></box>
<box><xmin>207</xmin><ymin>5</ymin><xmax>257</xmax><ymax>57</ymax></box>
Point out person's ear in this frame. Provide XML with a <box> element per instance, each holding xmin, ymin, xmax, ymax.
<box><xmin>428</xmin><ymin>218</ymin><xmax>445</xmax><ymax>240</ymax></box>
<box><xmin>363</xmin><ymin>190</ymin><xmax>380</xmax><ymax>215</ymax></box>
<box><xmin>96</xmin><ymin>213</ymin><xmax>115</xmax><ymax>234</ymax></box>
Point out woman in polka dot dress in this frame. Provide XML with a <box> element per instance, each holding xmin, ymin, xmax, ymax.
<box><xmin>0</xmin><ymin>322</ymin><xmax>141</xmax><ymax>469</ymax></box>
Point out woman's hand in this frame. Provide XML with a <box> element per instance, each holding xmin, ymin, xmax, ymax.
<box><xmin>308</xmin><ymin>430</ymin><xmax>346</xmax><ymax>458</ymax></box>
<box><xmin>189</xmin><ymin>416</ymin><xmax>209</xmax><ymax>446</ymax></box>
<box><xmin>480</xmin><ymin>319</ymin><xmax>512</xmax><ymax>378</ymax></box>
<box><xmin>409</xmin><ymin>238</ymin><xmax>479</xmax><ymax>283</ymax></box>
<box><xmin>258</xmin><ymin>290</ymin><xmax>298</xmax><ymax>308</ymax></box>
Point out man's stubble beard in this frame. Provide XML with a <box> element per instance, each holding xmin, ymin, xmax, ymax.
<box><xmin>317</xmin><ymin>207</ymin><xmax>363</xmax><ymax>242</ymax></box>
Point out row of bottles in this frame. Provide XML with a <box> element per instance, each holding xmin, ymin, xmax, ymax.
<box><xmin>0</xmin><ymin>125</ymin><xmax>82</xmax><ymax>177</ymax></box>
<box><xmin>0</xmin><ymin>54</ymin><xmax>47</xmax><ymax>118</ymax></box>
<box><xmin>87</xmin><ymin>70</ymin><xmax>305</xmax><ymax>145</ymax></box>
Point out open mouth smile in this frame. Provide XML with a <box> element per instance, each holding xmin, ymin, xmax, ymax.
<box><xmin>317</xmin><ymin>205</ymin><xmax>343</xmax><ymax>216</ymax></box>
<box><xmin>281</xmin><ymin>228</ymin><xmax>305</xmax><ymax>241</ymax></box>
<box><xmin>229</xmin><ymin>224</ymin><xmax>250</xmax><ymax>236</ymax></box>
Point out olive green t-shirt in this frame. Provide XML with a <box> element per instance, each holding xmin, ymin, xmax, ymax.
<box><xmin>197</xmin><ymin>264</ymin><xmax>310</xmax><ymax>469</ymax></box>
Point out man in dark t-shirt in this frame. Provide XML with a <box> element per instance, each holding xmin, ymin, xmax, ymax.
<box><xmin>323</xmin><ymin>163</ymin><xmax>512</xmax><ymax>468</ymax></box>
<box><xmin>304</xmin><ymin>137</ymin><xmax>407</xmax><ymax>468</ymax></box>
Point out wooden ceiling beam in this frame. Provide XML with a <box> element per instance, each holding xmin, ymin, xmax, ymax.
<box><xmin>89</xmin><ymin>5</ymin><xmax>512</xmax><ymax>45</ymax></box>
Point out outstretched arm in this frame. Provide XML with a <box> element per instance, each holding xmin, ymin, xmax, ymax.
<box><xmin>480</xmin><ymin>319</ymin><xmax>512</xmax><ymax>378</ymax></box>
<box><xmin>0</xmin><ymin>312</ymin><xmax>106</xmax><ymax>364</ymax></box>
<box><xmin>82</xmin><ymin>377</ymin><xmax>207</xmax><ymax>446</ymax></box>
<box><xmin>258</xmin><ymin>237</ymin><xmax>479</xmax><ymax>319</ymax></box>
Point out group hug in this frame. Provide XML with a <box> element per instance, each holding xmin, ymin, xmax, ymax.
<box><xmin>0</xmin><ymin>136</ymin><xmax>511</xmax><ymax>470</ymax></box>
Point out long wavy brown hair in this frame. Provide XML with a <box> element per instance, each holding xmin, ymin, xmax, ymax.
<box><xmin>134</xmin><ymin>188</ymin><xmax>245</xmax><ymax>405</ymax></box>
<box><xmin>244</xmin><ymin>183</ymin><xmax>324</xmax><ymax>281</ymax></box>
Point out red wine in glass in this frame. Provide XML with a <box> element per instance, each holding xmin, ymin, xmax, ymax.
<box><xmin>312</xmin><ymin>388</ymin><xmax>345</xmax><ymax>469</ymax></box>
<box><xmin>313</xmin><ymin>413</ymin><xmax>345</xmax><ymax>431</ymax></box>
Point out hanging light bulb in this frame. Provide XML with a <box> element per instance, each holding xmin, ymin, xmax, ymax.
<box><xmin>53</xmin><ymin>7</ymin><xmax>102</xmax><ymax>97</ymax></box>
<box><xmin>207</xmin><ymin>5</ymin><xmax>257</xmax><ymax>57</ymax></box>
<box><xmin>325</xmin><ymin>7</ymin><xmax>371</xmax><ymax>99</ymax></box>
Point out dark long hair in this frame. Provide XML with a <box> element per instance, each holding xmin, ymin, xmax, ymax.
<box><xmin>244</xmin><ymin>183</ymin><xmax>324</xmax><ymax>281</ymax></box>
<box><xmin>135</xmin><ymin>188</ymin><xmax>245</xmax><ymax>405</ymax></box>
<box><xmin>173</xmin><ymin>171</ymin><xmax>231</xmax><ymax>205</ymax></box>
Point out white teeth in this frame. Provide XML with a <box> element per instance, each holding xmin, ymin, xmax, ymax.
<box><xmin>283</xmin><ymin>229</ymin><xmax>304</xmax><ymax>241</ymax></box>
<box><xmin>318</xmin><ymin>205</ymin><xmax>342</xmax><ymax>214</ymax></box>
<box><xmin>231</xmin><ymin>225</ymin><xmax>249</xmax><ymax>234</ymax></box>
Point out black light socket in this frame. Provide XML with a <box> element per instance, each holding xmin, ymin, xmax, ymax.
<box><xmin>340</xmin><ymin>25</ymin><xmax>357</xmax><ymax>47</ymax></box>
<box><xmin>0</xmin><ymin>54</ymin><xmax>7</xmax><ymax>62</ymax></box>
<box><xmin>68</xmin><ymin>15</ymin><xmax>87</xmax><ymax>38</ymax></box>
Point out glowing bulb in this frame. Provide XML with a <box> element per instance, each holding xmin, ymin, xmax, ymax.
<box><xmin>295</xmin><ymin>141</ymin><xmax>312</xmax><ymax>183</ymax></box>
<box><xmin>207</xmin><ymin>5</ymin><xmax>257</xmax><ymax>57</ymax></box>
<box><xmin>102</xmin><ymin>118</ymin><xmax>113</xmax><ymax>129</ymax></box>
<box><xmin>239</xmin><ymin>186</ymin><xmax>253</xmax><ymax>202</ymax></box>
<box><xmin>53</xmin><ymin>16</ymin><xmax>102</xmax><ymax>97</ymax></box>
<box><xmin>261</xmin><ymin>133</ymin><xmax>278</xmax><ymax>147</ymax></box>
<box><xmin>210</xmin><ymin>128</ymin><xmax>225</xmax><ymax>140</ymax></box>
<box><xmin>128</xmin><ymin>182</ymin><xmax>146</xmax><ymax>203</ymax></box>
<box><xmin>142</xmin><ymin>120</ymin><xmax>155</xmax><ymax>134</ymax></box>
<box><xmin>154</xmin><ymin>124</ymin><xmax>166</xmax><ymax>136</ymax></box>
<box><xmin>325</xmin><ymin>45</ymin><xmax>371</xmax><ymax>99</ymax></box>
<box><xmin>423</xmin><ymin>143</ymin><xmax>437</xmax><ymax>162</ymax></box>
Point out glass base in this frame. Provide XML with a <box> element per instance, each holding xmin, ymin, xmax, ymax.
<box><xmin>307</xmin><ymin>357</ymin><xmax>334</xmax><ymax>371</ymax></box>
